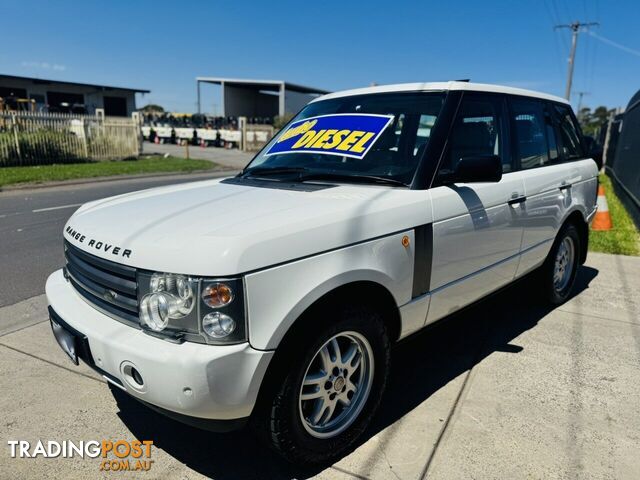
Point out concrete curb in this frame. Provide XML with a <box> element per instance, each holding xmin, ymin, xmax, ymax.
<box><xmin>0</xmin><ymin>168</ymin><xmax>239</xmax><ymax>192</ymax></box>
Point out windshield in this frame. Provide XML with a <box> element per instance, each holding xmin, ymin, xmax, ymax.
<box><xmin>244</xmin><ymin>92</ymin><xmax>445</xmax><ymax>186</ymax></box>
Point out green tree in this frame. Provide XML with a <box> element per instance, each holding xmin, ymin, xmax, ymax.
<box><xmin>273</xmin><ymin>113</ymin><xmax>294</xmax><ymax>130</ymax></box>
<box><xmin>140</xmin><ymin>104</ymin><xmax>165</xmax><ymax>113</ymax></box>
<box><xmin>578</xmin><ymin>105</ymin><xmax>615</xmax><ymax>138</ymax></box>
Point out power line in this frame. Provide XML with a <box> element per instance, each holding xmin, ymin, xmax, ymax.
<box><xmin>581</xmin><ymin>24</ymin><xmax>590</xmax><ymax>92</ymax></box>
<box><xmin>555</xmin><ymin>21</ymin><xmax>599</xmax><ymax>100</ymax></box>
<box><xmin>588</xmin><ymin>0</ymin><xmax>601</xmax><ymax>100</ymax></box>
<box><xmin>550</xmin><ymin>0</ymin><xmax>569</xmax><ymax>51</ymax></box>
<box><xmin>576</xmin><ymin>91</ymin><xmax>590</xmax><ymax>116</ymax></box>
<box><xmin>543</xmin><ymin>0</ymin><xmax>566</xmax><ymax>80</ymax></box>
<box><xmin>587</xmin><ymin>31</ymin><xmax>640</xmax><ymax>58</ymax></box>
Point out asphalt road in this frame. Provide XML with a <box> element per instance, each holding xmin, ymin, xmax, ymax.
<box><xmin>0</xmin><ymin>171</ymin><xmax>233</xmax><ymax>307</ymax></box>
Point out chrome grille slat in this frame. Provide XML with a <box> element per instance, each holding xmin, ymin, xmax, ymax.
<box><xmin>66</xmin><ymin>265</ymin><xmax>138</xmax><ymax>312</ymax></box>
<box><xmin>64</xmin><ymin>240</ymin><xmax>139</xmax><ymax>322</ymax></box>
<box><xmin>69</xmin><ymin>277</ymin><xmax>139</xmax><ymax>325</ymax></box>
<box><xmin>65</xmin><ymin>249</ymin><xmax>137</xmax><ymax>296</ymax></box>
<box><xmin>65</xmin><ymin>241</ymin><xmax>136</xmax><ymax>279</ymax></box>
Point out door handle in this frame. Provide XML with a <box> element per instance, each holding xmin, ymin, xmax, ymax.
<box><xmin>559</xmin><ymin>183</ymin><xmax>572</xmax><ymax>191</ymax></box>
<box><xmin>508</xmin><ymin>195</ymin><xmax>527</xmax><ymax>206</ymax></box>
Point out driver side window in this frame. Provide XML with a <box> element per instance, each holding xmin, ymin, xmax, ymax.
<box><xmin>437</xmin><ymin>95</ymin><xmax>507</xmax><ymax>182</ymax></box>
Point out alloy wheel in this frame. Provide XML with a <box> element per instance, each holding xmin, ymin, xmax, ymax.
<box><xmin>298</xmin><ymin>331</ymin><xmax>374</xmax><ymax>439</ymax></box>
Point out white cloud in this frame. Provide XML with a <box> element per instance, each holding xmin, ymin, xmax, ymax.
<box><xmin>21</xmin><ymin>61</ymin><xmax>66</xmax><ymax>72</ymax></box>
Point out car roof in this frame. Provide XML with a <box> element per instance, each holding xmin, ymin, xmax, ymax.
<box><xmin>311</xmin><ymin>81</ymin><xmax>570</xmax><ymax>105</ymax></box>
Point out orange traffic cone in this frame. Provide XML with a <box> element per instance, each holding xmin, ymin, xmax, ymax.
<box><xmin>592</xmin><ymin>185</ymin><xmax>613</xmax><ymax>231</ymax></box>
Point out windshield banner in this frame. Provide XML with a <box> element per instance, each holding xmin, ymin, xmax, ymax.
<box><xmin>266</xmin><ymin>114</ymin><xmax>394</xmax><ymax>159</ymax></box>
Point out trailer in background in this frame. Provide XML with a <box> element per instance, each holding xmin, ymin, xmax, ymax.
<box><xmin>141</xmin><ymin>112</ymin><xmax>270</xmax><ymax>150</ymax></box>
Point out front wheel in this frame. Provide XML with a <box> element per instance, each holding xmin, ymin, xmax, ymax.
<box><xmin>541</xmin><ymin>223</ymin><xmax>581</xmax><ymax>305</ymax></box>
<box><xmin>258</xmin><ymin>305</ymin><xmax>390</xmax><ymax>465</ymax></box>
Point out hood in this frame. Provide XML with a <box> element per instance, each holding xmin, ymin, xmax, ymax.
<box><xmin>64</xmin><ymin>177</ymin><xmax>428</xmax><ymax>275</ymax></box>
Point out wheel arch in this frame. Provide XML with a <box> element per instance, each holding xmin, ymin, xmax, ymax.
<box><xmin>562</xmin><ymin>209</ymin><xmax>589</xmax><ymax>264</ymax></box>
<box><xmin>287</xmin><ymin>280</ymin><xmax>402</xmax><ymax>343</ymax></box>
<box><xmin>249</xmin><ymin>280</ymin><xmax>400</xmax><ymax>418</ymax></box>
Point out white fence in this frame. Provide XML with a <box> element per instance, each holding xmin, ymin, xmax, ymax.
<box><xmin>0</xmin><ymin>110</ymin><xmax>141</xmax><ymax>166</ymax></box>
<box><xmin>239</xmin><ymin>118</ymin><xmax>275</xmax><ymax>152</ymax></box>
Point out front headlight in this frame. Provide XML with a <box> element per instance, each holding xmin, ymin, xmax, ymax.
<box><xmin>140</xmin><ymin>273</ymin><xmax>197</xmax><ymax>331</ymax></box>
<box><xmin>137</xmin><ymin>272</ymin><xmax>246</xmax><ymax>345</ymax></box>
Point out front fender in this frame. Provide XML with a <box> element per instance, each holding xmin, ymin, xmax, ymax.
<box><xmin>245</xmin><ymin>231</ymin><xmax>414</xmax><ymax>350</ymax></box>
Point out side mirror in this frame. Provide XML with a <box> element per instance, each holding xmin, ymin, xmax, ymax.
<box><xmin>583</xmin><ymin>135</ymin><xmax>603</xmax><ymax>169</ymax></box>
<box><xmin>453</xmin><ymin>155</ymin><xmax>502</xmax><ymax>183</ymax></box>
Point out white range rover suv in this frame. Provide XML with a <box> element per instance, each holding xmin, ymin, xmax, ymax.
<box><xmin>47</xmin><ymin>82</ymin><xmax>598</xmax><ymax>464</ymax></box>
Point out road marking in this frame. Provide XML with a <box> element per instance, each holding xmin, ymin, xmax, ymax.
<box><xmin>32</xmin><ymin>203</ymin><xmax>82</xmax><ymax>213</ymax></box>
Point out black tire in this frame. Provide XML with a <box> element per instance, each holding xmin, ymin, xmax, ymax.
<box><xmin>256</xmin><ymin>304</ymin><xmax>390</xmax><ymax>465</ymax></box>
<box><xmin>540</xmin><ymin>223</ymin><xmax>581</xmax><ymax>305</ymax></box>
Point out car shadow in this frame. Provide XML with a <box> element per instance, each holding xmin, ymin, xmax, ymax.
<box><xmin>111</xmin><ymin>266</ymin><xmax>599</xmax><ymax>479</ymax></box>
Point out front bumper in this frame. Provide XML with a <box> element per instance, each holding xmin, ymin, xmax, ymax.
<box><xmin>46</xmin><ymin>269</ymin><xmax>273</xmax><ymax>426</ymax></box>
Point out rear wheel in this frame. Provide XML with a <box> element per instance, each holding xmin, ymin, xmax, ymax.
<box><xmin>257</xmin><ymin>304</ymin><xmax>390</xmax><ymax>465</ymax></box>
<box><xmin>541</xmin><ymin>223</ymin><xmax>581</xmax><ymax>305</ymax></box>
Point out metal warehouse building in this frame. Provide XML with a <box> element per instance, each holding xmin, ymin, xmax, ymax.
<box><xmin>0</xmin><ymin>74</ymin><xmax>149</xmax><ymax>116</ymax></box>
<box><xmin>196</xmin><ymin>77</ymin><xmax>330</xmax><ymax>118</ymax></box>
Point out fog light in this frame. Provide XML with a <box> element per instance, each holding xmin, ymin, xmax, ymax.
<box><xmin>131</xmin><ymin>367</ymin><xmax>143</xmax><ymax>386</ymax></box>
<box><xmin>202</xmin><ymin>312</ymin><xmax>235</xmax><ymax>338</ymax></box>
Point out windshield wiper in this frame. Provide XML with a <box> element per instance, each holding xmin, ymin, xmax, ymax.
<box><xmin>298</xmin><ymin>172</ymin><xmax>408</xmax><ymax>187</ymax></box>
<box><xmin>242</xmin><ymin>166</ymin><xmax>309</xmax><ymax>178</ymax></box>
<box><xmin>242</xmin><ymin>167</ymin><xmax>408</xmax><ymax>187</ymax></box>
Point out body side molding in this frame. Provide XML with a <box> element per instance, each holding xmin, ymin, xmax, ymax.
<box><xmin>412</xmin><ymin>223</ymin><xmax>433</xmax><ymax>298</ymax></box>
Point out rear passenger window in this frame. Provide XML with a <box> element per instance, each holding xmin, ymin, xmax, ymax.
<box><xmin>439</xmin><ymin>96</ymin><xmax>508</xmax><ymax>177</ymax></box>
<box><xmin>554</xmin><ymin>105</ymin><xmax>584</xmax><ymax>160</ymax></box>
<box><xmin>510</xmin><ymin>99</ymin><xmax>549</xmax><ymax>169</ymax></box>
<box><xmin>544</xmin><ymin>103</ymin><xmax>560</xmax><ymax>163</ymax></box>
<box><xmin>414</xmin><ymin>114</ymin><xmax>437</xmax><ymax>157</ymax></box>
<box><xmin>546</xmin><ymin>122</ymin><xmax>560</xmax><ymax>163</ymax></box>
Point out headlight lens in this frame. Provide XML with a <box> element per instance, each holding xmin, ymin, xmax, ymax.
<box><xmin>137</xmin><ymin>272</ymin><xmax>245</xmax><ymax>344</ymax></box>
<box><xmin>140</xmin><ymin>273</ymin><xmax>196</xmax><ymax>331</ymax></box>
<box><xmin>139</xmin><ymin>292</ymin><xmax>171</xmax><ymax>331</ymax></box>
<box><xmin>202</xmin><ymin>282</ymin><xmax>234</xmax><ymax>308</ymax></box>
<box><xmin>202</xmin><ymin>312</ymin><xmax>236</xmax><ymax>338</ymax></box>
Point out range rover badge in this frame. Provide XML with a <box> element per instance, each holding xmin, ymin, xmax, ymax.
<box><xmin>104</xmin><ymin>289</ymin><xmax>118</xmax><ymax>302</ymax></box>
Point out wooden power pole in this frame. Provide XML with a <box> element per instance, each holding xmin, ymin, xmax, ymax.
<box><xmin>555</xmin><ymin>21</ymin><xmax>599</xmax><ymax>100</ymax></box>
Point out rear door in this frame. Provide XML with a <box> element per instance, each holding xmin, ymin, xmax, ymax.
<box><xmin>513</xmin><ymin>98</ymin><xmax>592</xmax><ymax>277</ymax></box>
<box><xmin>427</xmin><ymin>93</ymin><xmax>526</xmax><ymax>323</ymax></box>
<box><xmin>552</xmin><ymin>102</ymin><xmax>599</xmax><ymax>214</ymax></box>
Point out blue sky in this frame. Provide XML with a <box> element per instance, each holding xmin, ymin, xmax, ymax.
<box><xmin>1</xmin><ymin>0</ymin><xmax>639</xmax><ymax>113</ymax></box>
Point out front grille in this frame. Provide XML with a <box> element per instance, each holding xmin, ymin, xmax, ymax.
<box><xmin>64</xmin><ymin>240</ymin><xmax>139</xmax><ymax>325</ymax></box>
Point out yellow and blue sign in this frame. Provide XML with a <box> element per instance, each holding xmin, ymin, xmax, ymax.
<box><xmin>266</xmin><ymin>114</ymin><xmax>394</xmax><ymax>159</ymax></box>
